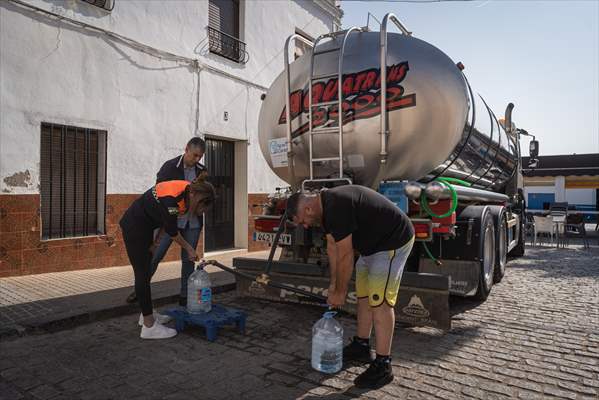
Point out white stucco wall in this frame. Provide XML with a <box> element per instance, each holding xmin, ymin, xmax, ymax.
<box><xmin>554</xmin><ymin>176</ymin><xmax>566</xmax><ymax>202</ymax></box>
<box><xmin>0</xmin><ymin>0</ymin><xmax>337</xmax><ymax>194</ymax></box>
<box><xmin>565</xmin><ymin>188</ymin><xmax>596</xmax><ymax>205</ymax></box>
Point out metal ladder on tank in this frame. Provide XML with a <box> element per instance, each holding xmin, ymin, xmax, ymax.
<box><xmin>302</xmin><ymin>27</ymin><xmax>363</xmax><ymax>190</ymax></box>
<box><xmin>283</xmin><ymin>34</ymin><xmax>314</xmax><ymax>191</ymax></box>
<box><xmin>376</xmin><ymin>14</ymin><xmax>412</xmax><ymax>175</ymax></box>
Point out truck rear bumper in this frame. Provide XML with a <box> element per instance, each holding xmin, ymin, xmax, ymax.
<box><xmin>233</xmin><ymin>257</ymin><xmax>451</xmax><ymax>331</ymax></box>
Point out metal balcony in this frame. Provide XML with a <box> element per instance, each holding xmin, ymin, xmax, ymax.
<box><xmin>208</xmin><ymin>26</ymin><xmax>249</xmax><ymax>64</ymax></box>
<box><xmin>80</xmin><ymin>0</ymin><xmax>114</xmax><ymax>11</ymax></box>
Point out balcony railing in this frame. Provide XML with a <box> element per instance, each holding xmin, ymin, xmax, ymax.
<box><xmin>208</xmin><ymin>26</ymin><xmax>249</xmax><ymax>64</ymax></box>
<box><xmin>80</xmin><ymin>0</ymin><xmax>114</xmax><ymax>11</ymax></box>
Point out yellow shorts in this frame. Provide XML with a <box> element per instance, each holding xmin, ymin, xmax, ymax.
<box><xmin>355</xmin><ymin>237</ymin><xmax>414</xmax><ymax>307</ymax></box>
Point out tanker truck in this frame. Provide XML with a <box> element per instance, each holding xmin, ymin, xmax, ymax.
<box><xmin>232</xmin><ymin>14</ymin><xmax>539</xmax><ymax>331</ymax></box>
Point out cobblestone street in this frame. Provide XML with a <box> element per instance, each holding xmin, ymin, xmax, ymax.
<box><xmin>1</xmin><ymin>245</ymin><xmax>598</xmax><ymax>400</ymax></box>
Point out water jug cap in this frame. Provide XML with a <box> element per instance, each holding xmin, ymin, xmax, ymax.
<box><xmin>323</xmin><ymin>311</ymin><xmax>337</xmax><ymax>319</ymax></box>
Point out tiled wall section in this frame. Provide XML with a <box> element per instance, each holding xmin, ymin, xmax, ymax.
<box><xmin>0</xmin><ymin>194</ymin><xmax>202</xmax><ymax>277</ymax></box>
<box><xmin>247</xmin><ymin>193</ymin><xmax>270</xmax><ymax>253</ymax></box>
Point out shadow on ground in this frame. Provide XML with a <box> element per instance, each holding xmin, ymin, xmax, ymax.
<box><xmin>0</xmin><ymin>279</ymin><xmax>235</xmax><ymax>338</ymax></box>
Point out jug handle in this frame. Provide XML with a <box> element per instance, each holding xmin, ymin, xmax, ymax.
<box><xmin>196</xmin><ymin>259</ymin><xmax>207</xmax><ymax>270</ymax></box>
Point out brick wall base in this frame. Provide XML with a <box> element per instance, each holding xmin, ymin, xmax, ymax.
<box><xmin>0</xmin><ymin>194</ymin><xmax>203</xmax><ymax>277</ymax></box>
<box><xmin>0</xmin><ymin>191</ymin><xmax>277</xmax><ymax>276</ymax></box>
<box><xmin>247</xmin><ymin>193</ymin><xmax>270</xmax><ymax>253</ymax></box>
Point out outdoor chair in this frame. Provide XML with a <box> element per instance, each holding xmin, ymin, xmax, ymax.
<box><xmin>524</xmin><ymin>213</ymin><xmax>535</xmax><ymax>245</ymax></box>
<box><xmin>532</xmin><ymin>215</ymin><xmax>556</xmax><ymax>247</ymax></box>
<box><xmin>549</xmin><ymin>202</ymin><xmax>568</xmax><ymax>222</ymax></box>
<box><xmin>563</xmin><ymin>214</ymin><xmax>590</xmax><ymax>249</ymax></box>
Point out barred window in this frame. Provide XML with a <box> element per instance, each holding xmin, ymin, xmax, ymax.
<box><xmin>40</xmin><ymin>123</ymin><xmax>107</xmax><ymax>240</ymax></box>
<box><xmin>209</xmin><ymin>0</ymin><xmax>240</xmax><ymax>39</ymax></box>
<box><xmin>208</xmin><ymin>0</ymin><xmax>248</xmax><ymax>64</ymax></box>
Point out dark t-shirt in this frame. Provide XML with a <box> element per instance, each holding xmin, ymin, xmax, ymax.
<box><xmin>321</xmin><ymin>185</ymin><xmax>414</xmax><ymax>256</ymax></box>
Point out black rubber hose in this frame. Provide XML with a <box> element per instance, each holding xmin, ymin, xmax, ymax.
<box><xmin>264</xmin><ymin>210</ymin><xmax>287</xmax><ymax>276</ymax></box>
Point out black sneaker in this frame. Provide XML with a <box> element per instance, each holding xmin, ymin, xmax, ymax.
<box><xmin>125</xmin><ymin>291</ymin><xmax>137</xmax><ymax>304</ymax></box>
<box><xmin>354</xmin><ymin>358</ymin><xmax>393</xmax><ymax>389</ymax></box>
<box><xmin>343</xmin><ymin>337</ymin><xmax>374</xmax><ymax>363</ymax></box>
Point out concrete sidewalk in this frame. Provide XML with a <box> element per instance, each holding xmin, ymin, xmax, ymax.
<box><xmin>0</xmin><ymin>249</ymin><xmax>272</xmax><ymax>337</ymax></box>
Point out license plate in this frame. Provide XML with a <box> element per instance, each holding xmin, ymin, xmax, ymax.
<box><xmin>253</xmin><ymin>231</ymin><xmax>292</xmax><ymax>245</ymax></box>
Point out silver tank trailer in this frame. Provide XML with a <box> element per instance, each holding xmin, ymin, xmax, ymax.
<box><xmin>258</xmin><ymin>31</ymin><xmax>518</xmax><ymax>190</ymax></box>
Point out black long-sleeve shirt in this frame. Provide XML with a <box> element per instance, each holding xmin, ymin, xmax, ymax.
<box><xmin>119</xmin><ymin>180</ymin><xmax>190</xmax><ymax>239</ymax></box>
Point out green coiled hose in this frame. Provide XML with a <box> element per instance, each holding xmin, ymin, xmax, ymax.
<box><xmin>422</xmin><ymin>242</ymin><xmax>442</xmax><ymax>266</ymax></box>
<box><xmin>420</xmin><ymin>176</ymin><xmax>466</xmax><ymax>265</ymax></box>
<box><xmin>421</xmin><ymin>179</ymin><xmax>458</xmax><ymax>218</ymax></box>
<box><xmin>436</xmin><ymin>176</ymin><xmax>471</xmax><ymax>187</ymax></box>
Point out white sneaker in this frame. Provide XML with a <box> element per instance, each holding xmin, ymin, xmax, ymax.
<box><xmin>138</xmin><ymin>312</ymin><xmax>172</xmax><ymax>326</ymax></box>
<box><xmin>140</xmin><ymin>321</ymin><xmax>178</xmax><ymax>340</ymax></box>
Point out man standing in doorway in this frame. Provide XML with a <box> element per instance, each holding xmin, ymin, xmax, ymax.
<box><xmin>286</xmin><ymin>185</ymin><xmax>414</xmax><ymax>389</ymax></box>
<box><xmin>126</xmin><ymin>137</ymin><xmax>208</xmax><ymax>306</ymax></box>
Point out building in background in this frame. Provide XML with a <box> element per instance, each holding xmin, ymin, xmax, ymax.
<box><xmin>522</xmin><ymin>153</ymin><xmax>599</xmax><ymax>222</ymax></box>
<box><xmin>0</xmin><ymin>0</ymin><xmax>342</xmax><ymax>276</ymax></box>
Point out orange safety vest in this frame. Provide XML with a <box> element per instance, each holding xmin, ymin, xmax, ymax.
<box><xmin>153</xmin><ymin>180</ymin><xmax>189</xmax><ymax>215</ymax></box>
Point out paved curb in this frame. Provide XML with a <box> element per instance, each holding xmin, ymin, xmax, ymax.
<box><xmin>0</xmin><ymin>274</ymin><xmax>236</xmax><ymax>340</ymax></box>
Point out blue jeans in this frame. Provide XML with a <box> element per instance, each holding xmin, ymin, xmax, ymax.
<box><xmin>149</xmin><ymin>225</ymin><xmax>202</xmax><ymax>298</ymax></box>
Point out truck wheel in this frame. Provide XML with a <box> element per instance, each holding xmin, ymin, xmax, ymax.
<box><xmin>488</xmin><ymin>206</ymin><xmax>507</xmax><ymax>283</ymax></box>
<box><xmin>475</xmin><ymin>212</ymin><xmax>496</xmax><ymax>301</ymax></box>
<box><xmin>509</xmin><ymin>214</ymin><xmax>525</xmax><ymax>257</ymax></box>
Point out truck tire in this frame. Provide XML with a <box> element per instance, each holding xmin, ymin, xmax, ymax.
<box><xmin>509</xmin><ymin>213</ymin><xmax>526</xmax><ymax>257</ymax></box>
<box><xmin>458</xmin><ymin>205</ymin><xmax>496</xmax><ymax>301</ymax></box>
<box><xmin>474</xmin><ymin>211</ymin><xmax>496</xmax><ymax>301</ymax></box>
<box><xmin>488</xmin><ymin>206</ymin><xmax>507</xmax><ymax>283</ymax></box>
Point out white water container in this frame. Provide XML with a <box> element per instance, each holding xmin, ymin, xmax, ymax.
<box><xmin>187</xmin><ymin>265</ymin><xmax>212</xmax><ymax>314</ymax></box>
<box><xmin>311</xmin><ymin>311</ymin><xmax>343</xmax><ymax>373</ymax></box>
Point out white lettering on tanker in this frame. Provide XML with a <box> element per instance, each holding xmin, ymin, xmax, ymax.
<box><xmin>269</xmin><ymin>137</ymin><xmax>288</xmax><ymax>168</ymax></box>
<box><xmin>279</xmin><ymin>283</ymin><xmax>357</xmax><ymax>304</ymax></box>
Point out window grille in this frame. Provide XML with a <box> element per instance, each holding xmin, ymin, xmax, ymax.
<box><xmin>40</xmin><ymin>123</ymin><xmax>107</xmax><ymax>240</ymax></box>
<box><xmin>80</xmin><ymin>0</ymin><xmax>115</xmax><ymax>11</ymax></box>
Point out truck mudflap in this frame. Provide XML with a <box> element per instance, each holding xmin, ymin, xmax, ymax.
<box><xmin>233</xmin><ymin>258</ymin><xmax>451</xmax><ymax>331</ymax></box>
<box><xmin>419</xmin><ymin>258</ymin><xmax>479</xmax><ymax>296</ymax></box>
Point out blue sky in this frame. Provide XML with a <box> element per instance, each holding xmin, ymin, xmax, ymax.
<box><xmin>341</xmin><ymin>0</ymin><xmax>599</xmax><ymax>156</ymax></box>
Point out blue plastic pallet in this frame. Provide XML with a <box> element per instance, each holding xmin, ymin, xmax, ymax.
<box><xmin>164</xmin><ymin>304</ymin><xmax>247</xmax><ymax>342</ymax></box>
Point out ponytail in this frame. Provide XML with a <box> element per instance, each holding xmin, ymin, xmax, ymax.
<box><xmin>189</xmin><ymin>174</ymin><xmax>216</xmax><ymax>210</ymax></box>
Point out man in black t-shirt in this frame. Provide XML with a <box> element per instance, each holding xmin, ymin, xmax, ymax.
<box><xmin>286</xmin><ymin>185</ymin><xmax>414</xmax><ymax>389</ymax></box>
